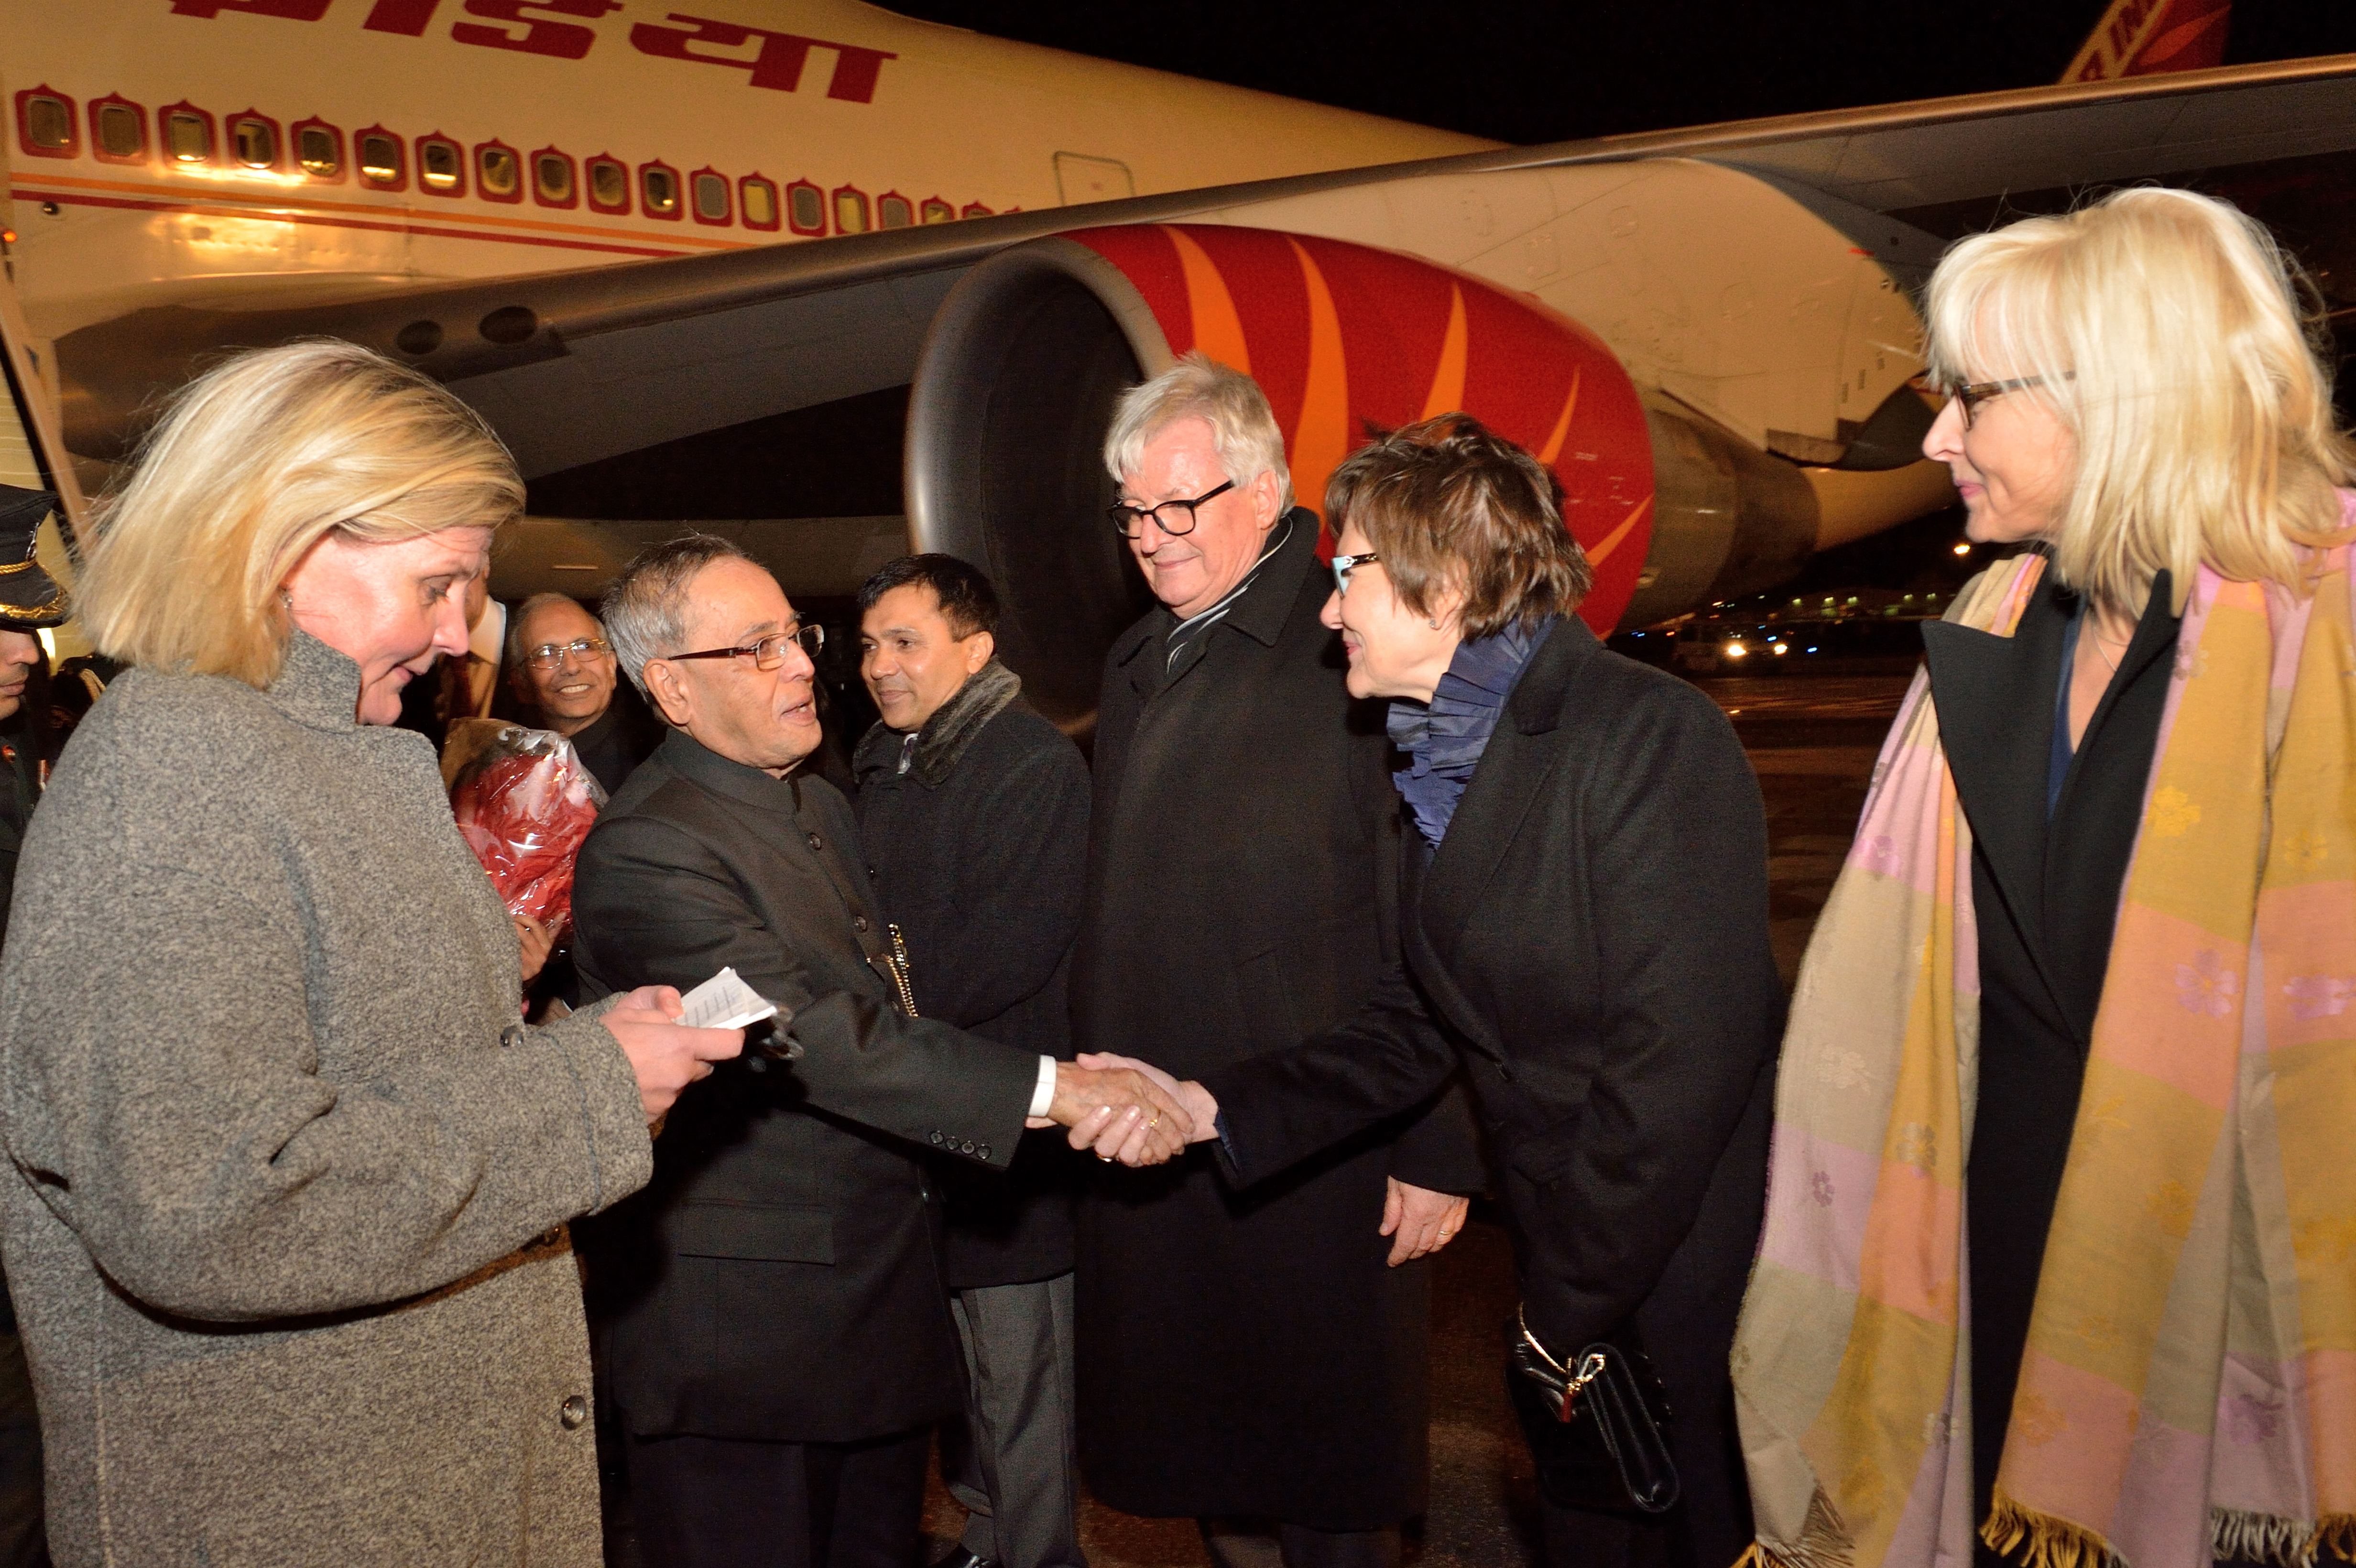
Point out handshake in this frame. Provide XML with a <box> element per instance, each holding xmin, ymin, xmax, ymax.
<box><xmin>1026</xmin><ymin>1054</ymin><xmax>1222</xmax><ymax>1165</ymax></box>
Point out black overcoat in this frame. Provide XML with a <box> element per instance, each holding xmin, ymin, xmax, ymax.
<box><xmin>1920</xmin><ymin>568</ymin><xmax>2178</xmax><ymax>1556</ymax></box>
<box><xmin>1205</xmin><ymin>617</ymin><xmax>1781</xmax><ymax>1565</ymax></box>
<box><xmin>852</xmin><ymin>665</ymin><xmax>1091</xmax><ymax>1288</ymax></box>
<box><xmin>1070</xmin><ymin>512</ymin><xmax>1484</xmax><ymax>1529</ymax></box>
<box><xmin>571</xmin><ymin>730</ymin><xmax>1041</xmax><ymax>1443</ymax></box>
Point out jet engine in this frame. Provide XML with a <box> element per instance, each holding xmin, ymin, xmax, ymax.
<box><xmin>905</xmin><ymin>224</ymin><xmax>1819</xmax><ymax>736</ymax></box>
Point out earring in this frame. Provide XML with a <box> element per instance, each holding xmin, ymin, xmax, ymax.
<box><xmin>1427</xmin><ymin>618</ymin><xmax>1440</xmax><ymax>629</ymax></box>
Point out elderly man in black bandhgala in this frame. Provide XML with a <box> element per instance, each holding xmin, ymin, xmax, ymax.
<box><xmin>569</xmin><ymin>536</ymin><xmax>1184</xmax><ymax>1568</ymax></box>
<box><xmin>851</xmin><ymin>554</ymin><xmax>1091</xmax><ymax>1568</ymax></box>
<box><xmin>1070</xmin><ymin>355</ymin><xmax>1483</xmax><ymax>1568</ymax></box>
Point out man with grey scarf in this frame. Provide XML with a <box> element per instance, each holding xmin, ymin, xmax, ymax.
<box><xmin>852</xmin><ymin>555</ymin><xmax>1091</xmax><ymax>1568</ymax></box>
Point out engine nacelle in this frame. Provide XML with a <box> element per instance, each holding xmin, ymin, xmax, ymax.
<box><xmin>905</xmin><ymin>223</ymin><xmax>1815</xmax><ymax>735</ymax></box>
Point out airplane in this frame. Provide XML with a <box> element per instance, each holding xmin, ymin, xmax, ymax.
<box><xmin>2</xmin><ymin>0</ymin><xmax>2351</xmax><ymax>733</ymax></box>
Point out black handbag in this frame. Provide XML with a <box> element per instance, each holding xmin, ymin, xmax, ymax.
<box><xmin>1505</xmin><ymin>1306</ymin><xmax>1679</xmax><ymax>1514</ymax></box>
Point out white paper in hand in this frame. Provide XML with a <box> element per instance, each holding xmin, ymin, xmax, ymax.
<box><xmin>677</xmin><ymin>967</ymin><xmax>779</xmax><ymax>1031</ymax></box>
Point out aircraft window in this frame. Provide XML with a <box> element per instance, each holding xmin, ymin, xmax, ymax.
<box><xmin>878</xmin><ymin>193</ymin><xmax>912</xmax><ymax>230</ymax></box>
<box><xmin>740</xmin><ymin>176</ymin><xmax>779</xmax><ymax>231</ymax></box>
<box><xmin>418</xmin><ymin>136</ymin><xmax>463</xmax><ymax>195</ymax></box>
<box><xmin>786</xmin><ymin>181</ymin><xmax>825</xmax><ymax>235</ymax></box>
<box><xmin>22</xmin><ymin>94</ymin><xmax>73</xmax><ymax>153</ymax></box>
<box><xmin>295</xmin><ymin>122</ymin><xmax>341</xmax><ymax>179</ymax></box>
<box><xmin>359</xmin><ymin>130</ymin><xmax>404</xmax><ymax>187</ymax></box>
<box><xmin>477</xmin><ymin>143</ymin><xmax>521</xmax><ymax>202</ymax></box>
<box><xmin>95</xmin><ymin>101</ymin><xmax>146</xmax><ymax>163</ymax></box>
<box><xmin>961</xmin><ymin>202</ymin><xmax>993</xmax><ymax>219</ymax></box>
<box><xmin>640</xmin><ymin>163</ymin><xmax>680</xmax><ymax>218</ymax></box>
<box><xmin>165</xmin><ymin>110</ymin><xmax>213</xmax><ymax>165</ymax></box>
<box><xmin>920</xmin><ymin>197</ymin><xmax>955</xmax><ymax>225</ymax></box>
<box><xmin>691</xmin><ymin>170</ymin><xmax>730</xmax><ymax>224</ymax></box>
<box><xmin>587</xmin><ymin>157</ymin><xmax>629</xmax><ymax>213</ymax></box>
<box><xmin>534</xmin><ymin>151</ymin><xmax>575</xmax><ymax>207</ymax></box>
<box><xmin>231</xmin><ymin>117</ymin><xmax>276</xmax><ymax>170</ymax></box>
<box><xmin>832</xmin><ymin>185</ymin><xmax>870</xmax><ymax>235</ymax></box>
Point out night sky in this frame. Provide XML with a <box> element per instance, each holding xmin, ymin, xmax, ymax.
<box><xmin>881</xmin><ymin>0</ymin><xmax>2356</xmax><ymax>148</ymax></box>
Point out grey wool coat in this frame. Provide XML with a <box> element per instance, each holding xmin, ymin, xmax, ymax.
<box><xmin>0</xmin><ymin>631</ymin><xmax>654</xmax><ymax>1567</ymax></box>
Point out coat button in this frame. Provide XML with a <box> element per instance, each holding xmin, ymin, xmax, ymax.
<box><xmin>806</xmin><ymin>832</ymin><xmax>823</xmax><ymax>851</ymax></box>
<box><xmin>560</xmin><ymin>1394</ymin><xmax>589</xmax><ymax>1430</ymax></box>
<box><xmin>852</xmin><ymin>915</ymin><xmax>870</xmax><ymax>933</ymax></box>
<box><xmin>499</xmin><ymin>1024</ymin><xmax>525</xmax><ymax>1049</ymax></box>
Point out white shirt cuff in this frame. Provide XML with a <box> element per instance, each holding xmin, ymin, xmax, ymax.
<box><xmin>1028</xmin><ymin>1055</ymin><xmax>1058</xmax><ymax>1120</ymax></box>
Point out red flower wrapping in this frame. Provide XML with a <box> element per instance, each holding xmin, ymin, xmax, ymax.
<box><xmin>451</xmin><ymin>729</ymin><xmax>605</xmax><ymax>934</ymax></box>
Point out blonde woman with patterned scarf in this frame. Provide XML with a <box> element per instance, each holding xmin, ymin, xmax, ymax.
<box><xmin>1731</xmin><ymin>184</ymin><xmax>2356</xmax><ymax>1568</ymax></box>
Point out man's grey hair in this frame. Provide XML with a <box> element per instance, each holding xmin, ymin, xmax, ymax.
<box><xmin>504</xmin><ymin>591</ymin><xmax>601</xmax><ymax>671</ymax></box>
<box><xmin>1102</xmin><ymin>351</ymin><xmax>1294</xmax><ymax>511</ymax></box>
<box><xmin>600</xmin><ymin>534</ymin><xmax>748</xmax><ymax>697</ymax></box>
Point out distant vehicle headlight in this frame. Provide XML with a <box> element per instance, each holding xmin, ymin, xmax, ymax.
<box><xmin>1723</xmin><ymin>641</ymin><xmax>1748</xmax><ymax>659</ymax></box>
<box><xmin>1771</xmin><ymin>642</ymin><xmax>1788</xmax><ymax>656</ymax></box>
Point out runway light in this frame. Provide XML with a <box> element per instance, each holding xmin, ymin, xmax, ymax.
<box><xmin>1771</xmin><ymin>642</ymin><xmax>1788</xmax><ymax>655</ymax></box>
<box><xmin>1953</xmin><ymin>543</ymin><xmax>1972</xmax><ymax>555</ymax></box>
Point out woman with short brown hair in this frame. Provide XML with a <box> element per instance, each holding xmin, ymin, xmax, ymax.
<box><xmin>1100</xmin><ymin>412</ymin><xmax>1782</xmax><ymax>1566</ymax></box>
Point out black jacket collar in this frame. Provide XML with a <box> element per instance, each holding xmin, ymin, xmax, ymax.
<box><xmin>655</xmin><ymin>727</ymin><xmax>804</xmax><ymax>818</ymax></box>
<box><xmin>1111</xmin><ymin>506</ymin><xmax>1319</xmax><ymax>680</ymax></box>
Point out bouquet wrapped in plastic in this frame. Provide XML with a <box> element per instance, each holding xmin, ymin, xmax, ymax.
<box><xmin>447</xmin><ymin>722</ymin><xmax>608</xmax><ymax>934</ymax></box>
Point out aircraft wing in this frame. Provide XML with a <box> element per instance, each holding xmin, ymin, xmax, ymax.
<box><xmin>56</xmin><ymin>51</ymin><xmax>2356</xmax><ymax>479</ymax></box>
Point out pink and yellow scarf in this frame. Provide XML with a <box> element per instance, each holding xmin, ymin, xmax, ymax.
<box><xmin>1731</xmin><ymin>523</ymin><xmax>2356</xmax><ymax>1567</ymax></box>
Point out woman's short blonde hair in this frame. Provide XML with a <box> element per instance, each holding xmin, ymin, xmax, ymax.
<box><xmin>77</xmin><ymin>339</ymin><xmax>523</xmax><ymax>687</ymax></box>
<box><xmin>1326</xmin><ymin>413</ymin><xmax>1591</xmax><ymax>639</ymax></box>
<box><xmin>1923</xmin><ymin>185</ymin><xmax>2354</xmax><ymax>617</ymax></box>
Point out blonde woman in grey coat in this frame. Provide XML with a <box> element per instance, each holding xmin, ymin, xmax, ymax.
<box><xmin>0</xmin><ymin>341</ymin><xmax>743</xmax><ymax>1565</ymax></box>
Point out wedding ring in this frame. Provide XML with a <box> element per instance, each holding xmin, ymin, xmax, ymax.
<box><xmin>1147</xmin><ymin>1113</ymin><xmax>1161</xmax><ymax>1129</ymax></box>
<box><xmin>1097</xmin><ymin>1154</ymin><xmax>1113</xmax><ymax>1163</ymax></box>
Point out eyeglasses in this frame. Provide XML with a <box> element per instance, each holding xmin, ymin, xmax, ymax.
<box><xmin>1330</xmin><ymin>550</ymin><xmax>1380</xmax><ymax>597</ymax></box>
<box><xmin>1107</xmin><ymin>479</ymin><xmax>1235</xmax><ymax>539</ymax></box>
<box><xmin>521</xmin><ymin>637</ymin><xmax>613</xmax><ymax>670</ymax></box>
<box><xmin>665</xmin><ymin>621</ymin><xmax>825</xmax><ymax>671</ymax></box>
<box><xmin>1948</xmin><ymin>372</ymin><xmax>2071</xmax><ymax>430</ymax></box>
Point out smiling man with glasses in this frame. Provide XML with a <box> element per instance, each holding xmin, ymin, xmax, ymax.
<box><xmin>505</xmin><ymin>591</ymin><xmax>663</xmax><ymax>797</ymax></box>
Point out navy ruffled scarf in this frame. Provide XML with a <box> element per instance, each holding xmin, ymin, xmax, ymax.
<box><xmin>1387</xmin><ymin>617</ymin><xmax>1555</xmax><ymax>847</ymax></box>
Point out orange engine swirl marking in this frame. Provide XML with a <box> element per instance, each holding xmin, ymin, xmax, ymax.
<box><xmin>1584</xmin><ymin>495</ymin><xmax>1653</xmax><ymax>568</ymax></box>
<box><xmin>1538</xmin><ymin>367</ymin><xmax>1582</xmax><ymax>467</ymax></box>
<box><xmin>1286</xmin><ymin>236</ymin><xmax>1351</xmax><ymax>523</ymax></box>
<box><xmin>1416</xmin><ymin>283</ymin><xmax>1468</xmax><ymax>423</ymax></box>
<box><xmin>1164</xmin><ymin>225</ymin><xmax>1250</xmax><ymax>375</ymax></box>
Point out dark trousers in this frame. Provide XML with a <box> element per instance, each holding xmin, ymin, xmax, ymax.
<box><xmin>0</xmin><ymin>1330</ymin><xmax>44</xmax><ymax>1568</ymax></box>
<box><xmin>627</xmin><ymin>1427</ymin><xmax>929</xmax><ymax>1568</ymax></box>
<box><xmin>943</xmin><ymin>1274</ymin><xmax>1085</xmax><ymax>1568</ymax></box>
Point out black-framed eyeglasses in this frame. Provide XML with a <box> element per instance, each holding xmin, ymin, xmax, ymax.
<box><xmin>521</xmin><ymin>637</ymin><xmax>613</xmax><ymax>671</ymax></box>
<box><xmin>1948</xmin><ymin>372</ymin><xmax>2071</xmax><ymax>430</ymax></box>
<box><xmin>665</xmin><ymin>621</ymin><xmax>824</xmax><ymax>671</ymax></box>
<box><xmin>1330</xmin><ymin>551</ymin><xmax>1381</xmax><ymax>597</ymax></box>
<box><xmin>1108</xmin><ymin>479</ymin><xmax>1234</xmax><ymax>539</ymax></box>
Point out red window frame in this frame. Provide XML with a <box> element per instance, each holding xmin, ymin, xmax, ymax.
<box><xmin>528</xmin><ymin>146</ymin><xmax>578</xmax><ymax>210</ymax></box>
<box><xmin>290</xmin><ymin>117</ymin><xmax>345</xmax><ymax>184</ymax></box>
<box><xmin>960</xmin><ymin>201</ymin><xmax>994</xmax><ymax>219</ymax></box>
<box><xmin>830</xmin><ymin>183</ymin><xmax>871</xmax><ymax>235</ymax></box>
<box><xmin>784</xmin><ymin>178</ymin><xmax>826</xmax><ymax>236</ymax></box>
<box><xmin>353</xmin><ymin>124</ymin><xmax>407</xmax><ymax>192</ymax></box>
<box><xmin>738</xmin><ymin>174</ymin><xmax>781</xmax><ymax>233</ymax></box>
<box><xmin>919</xmin><ymin>196</ymin><xmax>955</xmax><ymax>225</ymax></box>
<box><xmin>687</xmin><ymin>166</ymin><xmax>732</xmax><ymax>227</ymax></box>
<box><xmin>876</xmin><ymin>191</ymin><xmax>913</xmax><ymax>230</ymax></box>
<box><xmin>584</xmin><ymin>154</ymin><xmax>630</xmax><ymax>215</ymax></box>
<box><xmin>415</xmin><ymin>132</ymin><xmax>466</xmax><ymax>198</ymax></box>
<box><xmin>87</xmin><ymin>94</ymin><xmax>148</xmax><ymax>166</ymax></box>
<box><xmin>225</xmin><ymin>108</ymin><xmax>284</xmax><ymax>172</ymax></box>
<box><xmin>14</xmin><ymin>87</ymin><xmax>78</xmax><ymax>161</ymax></box>
<box><xmin>474</xmin><ymin>138</ymin><xmax>523</xmax><ymax>204</ymax></box>
<box><xmin>637</xmin><ymin>159</ymin><xmax>682</xmax><ymax>221</ymax></box>
<box><xmin>157</xmin><ymin>101</ymin><xmax>219</xmax><ymax>169</ymax></box>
